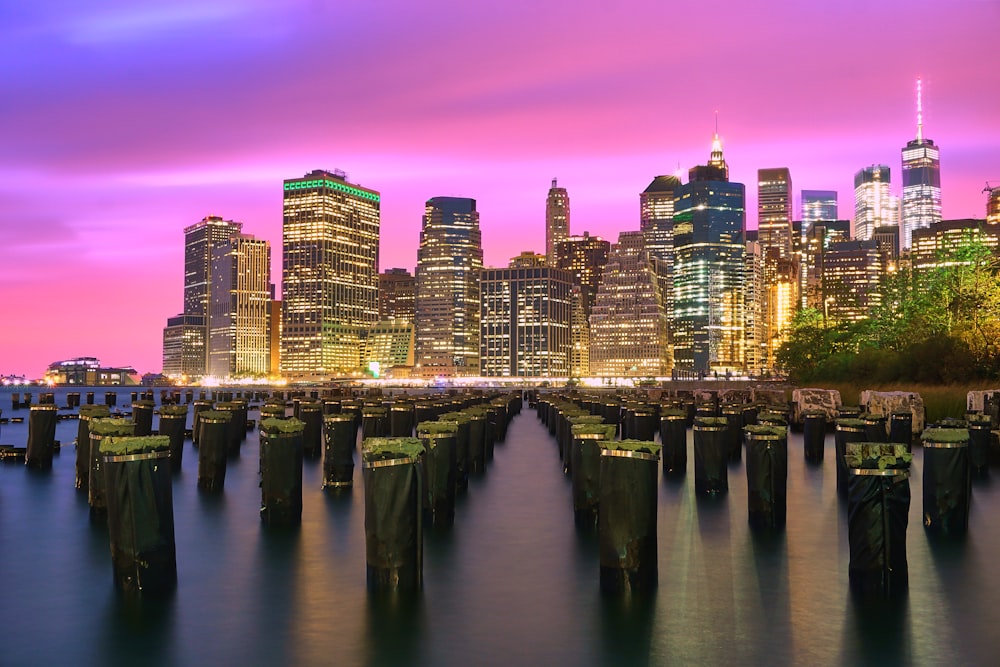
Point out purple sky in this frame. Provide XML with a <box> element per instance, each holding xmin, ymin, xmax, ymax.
<box><xmin>2</xmin><ymin>0</ymin><xmax>998</xmax><ymax>378</ymax></box>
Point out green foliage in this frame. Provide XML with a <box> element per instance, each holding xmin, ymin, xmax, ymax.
<box><xmin>778</xmin><ymin>235</ymin><xmax>1000</xmax><ymax>384</ymax></box>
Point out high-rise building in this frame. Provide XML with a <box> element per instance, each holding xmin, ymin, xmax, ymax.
<box><xmin>207</xmin><ymin>234</ymin><xmax>271</xmax><ymax>378</ymax></box>
<box><xmin>379</xmin><ymin>268</ymin><xmax>416</xmax><ymax>322</ymax></box>
<box><xmin>480</xmin><ymin>259</ymin><xmax>572</xmax><ymax>377</ymax></box>
<box><xmin>640</xmin><ymin>175</ymin><xmax>682</xmax><ymax>319</ymax></box>
<box><xmin>801</xmin><ymin>190</ymin><xmax>838</xmax><ymax>234</ymax></box>
<box><xmin>268</xmin><ymin>295</ymin><xmax>281</xmax><ymax>379</ymax></box>
<box><xmin>823</xmin><ymin>240</ymin><xmax>881</xmax><ymax>322</ymax></box>
<box><xmin>567</xmin><ymin>286</ymin><xmax>590</xmax><ymax>378</ymax></box>
<box><xmin>758</xmin><ymin>168</ymin><xmax>793</xmax><ymax>259</ymax></box>
<box><xmin>901</xmin><ymin>78</ymin><xmax>942</xmax><ymax>249</ymax></box>
<box><xmin>986</xmin><ymin>186</ymin><xmax>1000</xmax><ymax>225</ymax></box>
<box><xmin>281</xmin><ymin>170</ymin><xmax>380</xmax><ymax>379</ymax></box>
<box><xmin>854</xmin><ymin>165</ymin><xmax>899</xmax><ymax>242</ymax></box>
<box><xmin>545</xmin><ymin>179</ymin><xmax>569</xmax><ymax>266</ymax></box>
<box><xmin>672</xmin><ymin>133</ymin><xmax>746</xmax><ymax>374</ymax></box>
<box><xmin>552</xmin><ymin>232</ymin><xmax>611</xmax><ymax>319</ymax></box>
<box><xmin>162</xmin><ymin>315</ymin><xmax>205</xmax><ymax>381</ymax></box>
<box><xmin>800</xmin><ymin>220</ymin><xmax>851</xmax><ymax>311</ymax></box>
<box><xmin>911</xmin><ymin>219</ymin><xmax>999</xmax><ymax>272</ymax></box>
<box><xmin>743</xmin><ymin>242</ymin><xmax>765</xmax><ymax>376</ymax></box>
<box><xmin>764</xmin><ymin>255</ymin><xmax>798</xmax><ymax>369</ymax></box>
<box><xmin>414</xmin><ymin>197</ymin><xmax>483</xmax><ymax>377</ymax></box>
<box><xmin>362</xmin><ymin>320</ymin><xmax>415</xmax><ymax>374</ymax></box>
<box><xmin>589</xmin><ymin>231</ymin><xmax>671</xmax><ymax>377</ymax></box>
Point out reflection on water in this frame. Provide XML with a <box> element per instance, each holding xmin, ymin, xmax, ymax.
<box><xmin>2</xmin><ymin>387</ymin><xmax>1000</xmax><ymax>665</ymax></box>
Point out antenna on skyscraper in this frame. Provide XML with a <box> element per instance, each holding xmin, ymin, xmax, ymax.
<box><xmin>552</xmin><ymin>178</ymin><xmax>558</xmax><ymax>189</ymax></box>
<box><xmin>714</xmin><ymin>110</ymin><xmax>719</xmax><ymax>134</ymax></box>
<box><xmin>916</xmin><ymin>77</ymin><xmax>924</xmax><ymax>142</ymax></box>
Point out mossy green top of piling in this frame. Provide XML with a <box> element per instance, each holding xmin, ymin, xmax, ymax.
<box><xmin>603</xmin><ymin>439</ymin><xmax>661</xmax><ymax>456</ymax></box>
<box><xmin>744</xmin><ymin>424</ymin><xmax>787</xmax><ymax>437</ymax></box>
<box><xmin>261</xmin><ymin>417</ymin><xmax>305</xmax><ymax>435</ymax></box>
<box><xmin>859</xmin><ymin>412</ymin><xmax>886</xmax><ymax>422</ymax></box>
<box><xmin>132</xmin><ymin>400</ymin><xmax>156</xmax><ymax>408</ymax></box>
<box><xmin>836</xmin><ymin>418</ymin><xmax>867</xmax><ymax>429</ymax></box>
<box><xmin>362</xmin><ymin>407</ymin><xmax>387</xmax><ymax>416</ymax></box>
<box><xmin>99</xmin><ymin>435</ymin><xmax>170</xmax><ymax>455</ymax></box>
<box><xmin>158</xmin><ymin>405</ymin><xmax>189</xmax><ymax>417</ymax></box>
<box><xmin>214</xmin><ymin>401</ymin><xmax>241</xmax><ymax>411</ymax></box>
<box><xmin>323</xmin><ymin>413</ymin><xmax>354</xmax><ymax>423</ymax></box>
<box><xmin>934</xmin><ymin>417</ymin><xmax>968</xmax><ymax>429</ymax></box>
<box><xmin>660</xmin><ymin>408</ymin><xmax>687</xmax><ymax>418</ymax></box>
<box><xmin>79</xmin><ymin>405</ymin><xmax>111</xmax><ymax>418</ymax></box>
<box><xmin>695</xmin><ymin>417</ymin><xmax>729</xmax><ymax>427</ymax></box>
<box><xmin>362</xmin><ymin>437</ymin><xmax>425</xmax><ymax>462</ymax></box>
<box><xmin>260</xmin><ymin>405</ymin><xmax>286</xmax><ymax>417</ymax></box>
<box><xmin>417</xmin><ymin>421</ymin><xmax>459</xmax><ymax>435</ymax></box>
<box><xmin>801</xmin><ymin>409</ymin><xmax>828</xmax><ymax>418</ymax></box>
<box><xmin>757</xmin><ymin>412</ymin><xmax>788</xmax><ymax>425</ymax></box>
<box><xmin>298</xmin><ymin>402</ymin><xmax>323</xmax><ymax>413</ymax></box>
<box><xmin>844</xmin><ymin>443</ymin><xmax>912</xmax><ymax>469</ymax></box>
<box><xmin>439</xmin><ymin>411</ymin><xmax>472</xmax><ymax>424</ymax></box>
<box><xmin>968</xmin><ymin>413</ymin><xmax>993</xmax><ymax>425</ymax></box>
<box><xmin>572</xmin><ymin>423</ymin><xmax>617</xmax><ymax>439</ymax></box>
<box><xmin>198</xmin><ymin>410</ymin><xmax>232</xmax><ymax>422</ymax></box>
<box><xmin>89</xmin><ymin>418</ymin><xmax>137</xmax><ymax>436</ymax></box>
<box><xmin>568</xmin><ymin>415</ymin><xmax>604</xmax><ymax>425</ymax></box>
<box><xmin>921</xmin><ymin>428</ymin><xmax>970</xmax><ymax>444</ymax></box>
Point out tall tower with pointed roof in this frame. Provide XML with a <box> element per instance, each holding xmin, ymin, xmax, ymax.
<box><xmin>901</xmin><ymin>77</ymin><xmax>942</xmax><ymax>249</ymax></box>
<box><xmin>545</xmin><ymin>179</ymin><xmax>570</xmax><ymax>266</ymax></box>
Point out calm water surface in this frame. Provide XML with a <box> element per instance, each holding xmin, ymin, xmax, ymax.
<box><xmin>1</xmin><ymin>388</ymin><xmax>999</xmax><ymax>666</ymax></box>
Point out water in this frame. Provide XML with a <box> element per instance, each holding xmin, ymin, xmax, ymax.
<box><xmin>2</xmin><ymin>388</ymin><xmax>999</xmax><ymax>666</ymax></box>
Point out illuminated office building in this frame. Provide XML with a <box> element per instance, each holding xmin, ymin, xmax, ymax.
<box><xmin>414</xmin><ymin>197</ymin><xmax>483</xmax><ymax>377</ymax></box>
<box><xmin>480</xmin><ymin>259</ymin><xmax>572</xmax><ymax>377</ymax></box>
<box><xmin>743</xmin><ymin>242</ymin><xmax>765</xmax><ymax>376</ymax></box>
<box><xmin>854</xmin><ymin>165</ymin><xmax>899</xmax><ymax>242</ymax></box>
<box><xmin>589</xmin><ymin>231</ymin><xmax>670</xmax><ymax>377</ymax></box>
<box><xmin>901</xmin><ymin>78</ymin><xmax>942</xmax><ymax>250</ymax></box>
<box><xmin>801</xmin><ymin>190</ymin><xmax>838</xmax><ymax>235</ymax></box>
<box><xmin>281</xmin><ymin>170</ymin><xmax>380</xmax><ymax>379</ymax></box>
<box><xmin>823</xmin><ymin>240</ymin><xmax>881</xmax><ymax>322</ymax></box>
<box><xmin>764</xmin><ymin>254</ymin><xmax>798</xmax><ymax>369</ymax></box>
<box><xmin>379</xmin><ymin>268</ymin><xmax>416</xmax><ymax>322</ymax></box>
<box><xmin>162</xmin><ymin>315</ymin><xmax>206</xmax><ymax>380</ymax></box>
<box><xmin>207</xmin><ymin>234</ymin><xmax>271</xmax><ymax>378</ymax></box>
<box><xmin>567</xmin><ymin>286</ymin><xmax>590</xmax><ymax>378</ymax></box>
<box><xmin>910</xmin><ymin>219</ymin><xmax>999</xmax><ymax>272</ymax></box>
<box><xmin>987</xmin><ymin>187</ymin><xmax>1000</xmax><ymax>225</ymax></box>
<box><xmin>545</xmin><ymin>179</ymin><xmax>570</xmax><ymax>266</ymax></box>
<box><xmin>758</xmin><ymin>168</ymin><xmax>793</xmax><ymax>259</ymax></box>
<box><xmin>800</xmin><ymin>220</ymin><xmax>851</xmax><ymax>311</ymax></box>
<box><xmin>552</xmin><ymin>232</ymin><xmax>610</xmax><ymax>319</ymax></box>
<box><xmin>362</xmin><ymin>320</ymin><xmax>415</xmax><ymax>374</ymax></box>
<box><xmin>672</xmin><ymin>133</ymin><xmax>746</xmax><ymax>374</ymax></box>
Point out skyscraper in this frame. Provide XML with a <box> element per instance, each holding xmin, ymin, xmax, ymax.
<box><xmin>162</xmin><ymin>315</ymin><xmax>205</xmax><ymax>380</ymax></box>
<box><xmin>854</xmin><ymin>165</ymin><xmax>899</xmax><ymax>242</ymax></box>
<box><xmin>281</xmin><ymin>169</ymin><xmax>380</xmax><ymax>379</ymax></box>
<box><xmin>552</xmin><ymin>233</ymin><xmax>611</xmax><ymax>319</ymax></box>
<box><xmin>988</xmin><ymin>186</ymin><xmax>1000</xmax><ymax>225</ymax></box>
<box><xmin>672</xmin><ymin>133</ymin><xmax>746</xmax><ymax>374</ymax></box>
<box><xmin>207</xmin><ymin>234</ymin><xmax>271</xmax><ymax>377</ymax></box>
<box><xmin>379</xmin><ymin>268</ymin><xmax>416</xmax><ymax>322</ymax></box>
<box><xmin>801</xmin><ymin>190</ymin><xmax>838</xmax><ymax>231</ymax></box>
<box><xmin>757</xmin><ymin>168</ymin><xmax>793</xmax><ymax>259</ymax></box>
<box><xmin>414</xmin><ymin>197</ymin><xmax>483</xmax><ymax>377</ymax></box>
<box><xmin>640</xmin><ymin>174</ymin><xmax>682</xmax><ymax>322</ymax></box>
<box><xmin>823</xmin><ymin>240</ymin><xmax>881</xmax><ymax>322</ymax></box>
<box><xmin>184</xmin><ymin>215</ymin><xmax>243</xmax><ymax>323</ymax></box>
<box><xmin>589</xmin><ymin>231</ymin><xmax>670</xmax><ymax>377</ymax></box>
<box><xmin>480</xmin><ymin>259</ymin><xmax>572</xmax><ymax>377</ymax></box>
<box><xmin>545</xmin><ymin>179</ymin><xmax>569</xmax><ymax>266</ymax></box>
<box><xmin>901</xmin><ymin>78</ymin><xmax>942</xmax><ymax>249</ymax></box>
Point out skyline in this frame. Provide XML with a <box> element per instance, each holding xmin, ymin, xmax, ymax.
<box><xmin>2</xmin><ymin>1</ymin><xmax>999</xmax><ymax>377</ymax></box>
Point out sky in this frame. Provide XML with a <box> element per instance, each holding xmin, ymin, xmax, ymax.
<box><xmin>1</xmin><ymin>0</ymin><xmax>998</xmax><ymax>378</ymax></box>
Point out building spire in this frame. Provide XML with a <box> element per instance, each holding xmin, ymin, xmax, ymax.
<box><xmin>709</xmin><ymin>112</ymin><xmax>725</xmax><ymax>168</ymax></box>
<box><xmin>916</xmin><ymin>77</ymin><xmax>924</xmax><ymax>142</ymax></box>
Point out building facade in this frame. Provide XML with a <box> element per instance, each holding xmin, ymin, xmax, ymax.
<box><xmin>757</xmin><ymin>168</ymin><xmax>793</xmax><ymax>259</ymax></box>
<box><xmin>379</xmin><ymin>268</ymin><xmax>416</xmax><ymax>322</ymax></box>
<box><xmin>545</xmin><ymin>179</ymin><xmax>569</xmax><ymax>266</ymax></box>
<box><xmin>910</xmin><ymin>219</ymin><xmax>999</xmax><ymax>272</ymax></box>
<box><xmin>854</xmin><ymin>165</ymin><xmax>899</xmax><ymax>242</ymax></box>
<box><xmin>901</xmin><ymin>79</ymin><xmax>942</xmax><ymax>250</ymax></box>
<box><xmin>281</xmin><ymin>170</ymin><xmax>380</xmax><ymax>379</ymax></box>
<box><xmin>801</xmin><ymin>190</ymin><xmax>838</xmax><ymax>234</ymax></box>
<box><xmin>480</xmin><ymin>261</ymin><xmax>573</xmax><ymax>377</ymax></box>
<box><xmin>414</xmin><ymin>197</ymin><xmax>483</xmax><ymax>377</ymax></box>
<box><xmin>162</xmin><ymin>315</ymin><xmax>206</xmax><ymax>380</ymax></box>
<box><xmin>672</xmin><ymin>135</ymin><xmax>746</xmax><ymax>374</ymax></box>
<box><xmin>589</xmin><ymin>231</ymin><xmax>671</xmax><ymax>377</ymax></box>
<box><xmin>823</xmin><ymin>240</ymin><xmax>881</xmax><ymax>322</ymax></box>
<box><xmin>207</xmin><ymin>234</ymin><xmax>271</xmax><ymax>378</ymax></box>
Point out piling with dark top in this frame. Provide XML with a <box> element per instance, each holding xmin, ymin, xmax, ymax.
<box><xmin>363</xmin><ymin>437</ymin><xmax>425</xmax><ymax>592</ymax></box>
<box><xmin>888</xmin><ymin>411</ymin><xmax>913</xmax><ymax>450</ymax></box>
<box><xmin>191</xmin><ymin>400</ymin><xmax>213</xmax><ymax>446</ymax></box>
<box><xmin>659</xmin><ymin>409</ymin><xmax>688</xmax><ymax>475</ymax></box>
<box><xmin>25</xmin><ymin>404</ymin><xmax>58</xmax><ymax>470</ymax></box>
<box><xmin>298</xmin><ymin>402</ymin><xmax>324</xmax><ymax>459</ymax></box>
<box><xmin>722</xmin><ymin>405</ymin><xmax>743</xmax><ymax>463</ymax></box>
<box><xmin>157</xmin><ymin>405</ymin><xmax>189</xmax><ymax>472</ymax></box>
<box><xmin>89</xmin><ymin>418</ymin><xmax>137</xmax><ymax>518</ymax></box>
<box><xmin>439</xmin><ymin>411</ymin><xmax>471</xmax><ymax>491</ymax></box>
<box><xmin>744</xmin><ymin>425</ymin><xmax>788</xmax><ymax>530</ymax></box>
<box><xmin>599</xmin><ymin>439</ymin><xmax>660</xmax><ymax>595</ymax></box>
<box><xmin>845</xmin><ymin>443</ymin><xmax>911</xmax><ymax>598</ymax></box>
<box><xmin>835</xmin><ymin>419</ymin><xmax>868</xmax><ymax>495</ymax></box>
<box><xmin>100</xmin><ymin>435</ymin><xmax>176</xmax><ymax>596</ymax></box>
<box><xmin>921</xmin><ymin>428</ymin><xmax>971</xmax><ymax>536</ymax></box>
<box><xmin>362</xmin><ymin>407</ymin><xmax>390</xmax><ymax>441</ymax></box>
<box><xmin>694</xmin><ymin>417</ymin><xmax>729</xmax><ymax>495</ymax></box>
<box><xmin>802</xmin><ymin>410</ymin><xmax>826</xmax><ymax>463</ymax></box>
<box><xmin>259</xmin><ymin>418</ymin><xmax>305</xmax><ymax>527</ymax></box>
<box><xmin>197</xmin><ymin>410</ymin><xmax>231</xmax><ymax>492</ymax></box>
<box><xmin>77</xmin><ymin>405</ymin><xmax>111</xmax><ymax>491</ymax></box>
<box><xmin>131</xmin><ymin>400</ymin><xmax>155</xmax><ymax>437</ymax></box>
<box><xmin>323</xmin><ymin>414</ymin><xmax>357</xmax><ymax>488</ymax></box>
<box><xmin>968</xmin><ymin>415</ymin><xmax>992</xmax><ymax>477</ymax></box>
<box><xmin>861</xmin><ymin>413</ymin><xmax>887</xmax><ymax>443</ymax></box>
